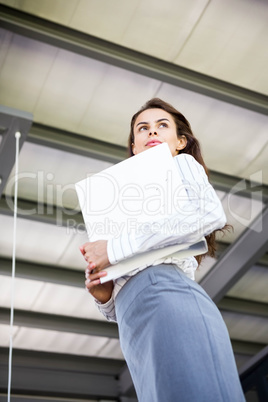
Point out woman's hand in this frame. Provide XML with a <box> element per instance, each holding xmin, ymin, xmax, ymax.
<box><xmin>81</xmin><ymin>240</ymin><xmax>110</xmax><ymax>270</ymax></box>
<box><xmin>80</xmin><ymin>241</ymin><xmax>114</xmax><ymax>303</ymax></box>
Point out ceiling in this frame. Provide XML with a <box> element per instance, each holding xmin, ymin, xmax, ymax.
<box><xmin>0</xmin><ymin>0</ymin><xmax>267</xmax><ymax>401</ymax></box>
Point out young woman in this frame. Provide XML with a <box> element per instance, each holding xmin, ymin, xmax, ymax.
<box><xmin>80</xmin><ymin>98</ymin><xmax>245</xmax><ymax>401</ymax></box>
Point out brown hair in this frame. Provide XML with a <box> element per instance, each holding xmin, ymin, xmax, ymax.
<box><xmin>128</xmin><ymin>98</ymin><xmax>227</xmax><ymax>264</ymax></box>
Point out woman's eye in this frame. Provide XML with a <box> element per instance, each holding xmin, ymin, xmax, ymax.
<box><xmin>159</xmin><ymin>123</ymin><xmax>167</xmax><ymax>128</ymax></box>
<box><xmin>139</xmin><ymin>126</ymin><xmax>148</xmax><ymax>131</ymax></box>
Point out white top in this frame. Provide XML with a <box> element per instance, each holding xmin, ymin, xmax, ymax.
<box><xmin>95</xmin><ymin>153</ymin><xmax>226</xmax><ymax>322</ymax></box>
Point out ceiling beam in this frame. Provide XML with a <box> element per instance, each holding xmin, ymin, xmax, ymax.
<box><xmin>239</xmin><ymin>345</ymin><xmax>268</xmax><ymax>377</ymax></box>
<box><xmin>0</xmin><ymin>347</ymin><xmax>123</xmax><ymax>399</ymax></box>
<box><xmin>217</xmin><ymin>243</ymin><xmax>268</xmax><ymax>267</ymax></box>
<box><xmin>218</xmin><ymin>296</ymin><xmax>268</xmax><ymax>318</ymax></box>
<box><xmin>239</xmin><ymin>345</ymin><xmax>268</xmax><ymax>399</ymax></box>
<box><xmin>0</xmin><ymin>196</ymin><xmax>84</xmax><ymax>227</ymax></box>
<box><xmin>119</xmin><ymin>365</ymin><xmax>137</xmax><ymax>400</ymax></box>
<box><xmin>200</xmin><ymin>205</ymin><xmax>268</xmax><ymax>303</ymax></box>
<box><xmin>209</xmin><ymin>171</ymin><xmax>268</xmax><ymax>203</ymax></box>
<box><xmin>0</xmin><ymin>307</ymin><xmax>119</xmax><ymax>339</ymax></box>
<box><xmin>28</xmin><ymin>122</ymin><xmax>127</xmax><ymax>164</ymax></box>
<box><xmin>0</xmin><ymin>5</ymin><xmax>267</xmax><ymax>115</ymax></box>
<box><xmin>231</xmin><ymin>340</ymin><xmax>266</xmax><ymax>357</ymax></box>
<box><xmin>0</xmin><ymin>257</ymin><xmax>84</xmax><ymax>287</ymax></box>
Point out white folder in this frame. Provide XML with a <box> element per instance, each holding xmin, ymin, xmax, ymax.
<box><xmin>75</xmin><ymin>143</ymin><xmax>207</xmax><ymax>282</ymax></box>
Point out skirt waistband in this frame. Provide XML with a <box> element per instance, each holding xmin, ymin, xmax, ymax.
<box><xmin>115</xmin><ymin>263</ymin><xmax>196</xmax><ymax>326</ymax></box>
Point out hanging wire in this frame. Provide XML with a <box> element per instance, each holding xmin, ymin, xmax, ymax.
<box><xmin>7</xmin><ymin>131</ymin><xmax>21</xmax><ymax>402</ymax></box>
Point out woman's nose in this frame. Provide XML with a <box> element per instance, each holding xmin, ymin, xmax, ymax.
<box><xmin>149</xmin><ymin>131</ymin><xmax>158</xmax><ymax>136</ymax></box>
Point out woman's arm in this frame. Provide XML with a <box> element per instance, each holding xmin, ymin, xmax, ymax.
<box><xmin>80</xmin><ymin>243</ymin><xmax>117</xmax><ymax>321</ymax></box>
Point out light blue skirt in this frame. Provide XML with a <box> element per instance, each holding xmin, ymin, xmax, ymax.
<box><xmin>115</xmin><ymin>264</ymin><xmax>245</xmax><ymax>402</ymax></box>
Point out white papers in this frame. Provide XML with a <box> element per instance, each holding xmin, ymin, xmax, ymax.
<box><xmin>75</xmin><ymin>143</ymin><xmax>207</xmax><ymax>282</ymax></box>
<box><xmin>99</xmin><ymin>239</ymin><xmax>207</xmax><ymax>283</ymax></box>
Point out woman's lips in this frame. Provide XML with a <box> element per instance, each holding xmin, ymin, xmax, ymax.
<box><xmin>146</xmin><ymin>140</ymin><xmax>162</xmax><ymax>147</ymax></box>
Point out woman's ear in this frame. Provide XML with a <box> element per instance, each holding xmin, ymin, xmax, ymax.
<box><xmin>176</xmin><ymin>135</ymin><xmax>187</xmax><ymax>151</ymax></box>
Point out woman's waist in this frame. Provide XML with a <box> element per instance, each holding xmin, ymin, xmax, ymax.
<box><xmin>114</xmin><ymin>258</ymin><xmax>196</xmax><ymax>311</ymax></box>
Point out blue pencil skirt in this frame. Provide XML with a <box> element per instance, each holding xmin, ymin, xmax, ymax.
<box><xmin>115</xmin><ymin>264</ymin><xmax>245</xmax><ymax>402</ymax></box>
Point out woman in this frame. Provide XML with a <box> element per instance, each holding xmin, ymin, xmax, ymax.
<box><xmin>80</xmin><ymin>98</ymin><xmax>245</xmax><ymax>401</ymax></box>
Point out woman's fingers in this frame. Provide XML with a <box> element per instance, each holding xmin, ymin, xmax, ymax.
<box><xmin>81</xmin><ymin>240</ymin><xmax>110</xmax><ymax>270</ymax></box>
<box><xmin>85</xmin><ymin>269</ymin><xmax>107</xmax><ymax>291</ymax></box>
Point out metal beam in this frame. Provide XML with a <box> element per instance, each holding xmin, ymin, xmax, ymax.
<box><xmin>239</xmin><ymin>346</ymin><xmax>268</xmax><ymax>377</ymax></box>
<box><xmin>0</xmin><ymin>347</ymin><xmax>123</xmax><ymax>399</ymax></box>
<box><xmin>209</xmin><ymin>170</ymin><xmax>268</xmax><ymax>203</ymax></box>
<box><xmin>200</xmin><ymin>204</ymin><xmax>268</xmax><ymax>303</ymax></box>
<box><xmin>215</xmin><ymin>242</ymin><xmax>268</xmax><ymax>266</ymax></box>
<box><xmin>239</xmin><ymin>346</ymin><xmax>268</xmax><ymax>401</ymax></box>
<box><xmin>119</xmin><ymin>366</ymin><xmax>137</xmax><ymax>400</ymax></box>
<box><xmin>218</xmin><ymin>296</ymin><xmax>268</xmax><ymax>318</ymax></box>
<box><xmin>0</xmin><ymin>5</ymin><xmax>267</xmax><ymax>115</ymax></box>
<box><xmin>231</xmin><ymin>340</ymin><xmax>266</xmax><ymax>357</ymax></box>
<box><xmin>0</xmin><ymin>195</ymin><xmax>84</xmax><ymax>227</ymax></box>
<box><xmin>0</xmin><ymin>307</ymin><xmax>119</xmax><ymax>339</ymax></box>
<box><xmin>0</xmin><ymin>105</ymin><xmax>32</xmax><ymax>196</ymax></box>
<box><xmin>28</xmin><ymin>122</ymin><xmax>127</xmax><ymax>164</ymax></box>
<box><xmin>0</xmin><ymin>257</ymin><xmax>84</xmax><ymax>287</ymax></box>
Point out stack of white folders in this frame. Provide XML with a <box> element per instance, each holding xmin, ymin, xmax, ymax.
<box><xmin>98</xmin><ymin>238</ymin><xmax>207</xmax><ymax>283</ymax></box>
<box><xmin>75</xmin><ymin>143</ymin><xmax>207</xmax><ymax>284</ymax></box>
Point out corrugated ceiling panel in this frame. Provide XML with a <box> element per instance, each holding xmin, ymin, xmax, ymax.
<box><xmin>70</xmin><ymin>0</ymin><xmax>141</xmax><ymax>43</ymax></box>
<box><xmin>76</xmin><ymin>66</ymin><xmax>161</xmax><ymax>143</ymax></box>
<box><xmin>174</xmin><ymin>0</ymin><xmax>268</xmax><ymax>94</ymax></box>
<box><xmin>0</xmin><ymin>324</ymin><xmax>19</xmax><ymax>347</ymax></box>
<box><xmin>0</xmin><ymin>276</ymin><xmax>44</xmax><ymax>310</ymax></box>
<box><xmin>220</xmin><ymin>194</ymin><xmax>264</xmax><ymax>243</ymax></box>
<box><xmin>242</xmin><ymin>142</ymin><xmax>268</xmax><ymax>185</ymax></box>
<box><xmin>31</xmin><ymin>281</ymin><xmax>104</xmax><ymax>321</ymax></box>
<box><xmin>0</xmin><ymin>0</ymin><xmax>80</xmax><ymax>25</ymax></box>
<box><xmin>2</xmin><ymin>0</ymin><xmax>267</xmax><ymax>94</ymax></box>
<box><xmin>157</xmin><ymin>83</ymin><xmax>268</xmax><ymax>181</ymax></box>
<box><xmin>0</xmin><ymin>31</ymin><xmax>58</xmax><ymax>112</ymax></box>
<box><xmin>33</xmin><ymin>50</ymin><xmax>110</xmax><ymax>133</ymax></box>
<box><xmin>118</xmin><ymin>0</ymin><xmax>209</xmax><ymax>61</ymax></box>
<box><xmin>0</xmin><ymin>215</ymin><xmax>81</xmax><ymax>267</ymax></box>
<box><xmin>227</xmin><ymin>265</ymin><xmax>268</xmax><ymax>303</ymax></box>
<box><xmin>0</xmin><ymin>275</ymin><xmax>105</xmax><ymax>321</ymax></box>
<box><xmin>1</xmin><ymin>325</ymin><xmax>123</xmax><ymax>358</ymax></box>
<box><xmin>222</xmin><ymin>311</ymin><xmax>268</xmax><ymax>344</ymax></box>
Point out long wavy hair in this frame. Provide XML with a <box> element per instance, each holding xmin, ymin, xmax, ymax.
<box><xmin>128</xmin><ymin>98</ymin><xmax>227</xmax><ymax>264</ymax></box>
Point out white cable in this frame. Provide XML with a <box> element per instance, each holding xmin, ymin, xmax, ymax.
<box><xmin>7</xmin><ymin>131</ymin><xmax>21</xmax><ymax>402</ymax></box>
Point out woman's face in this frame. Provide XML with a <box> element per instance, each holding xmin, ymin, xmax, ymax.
<box><xmin>132</xmin><ymin>108</ymin><xmax>186</xmax><ymax>157</ymax></box>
